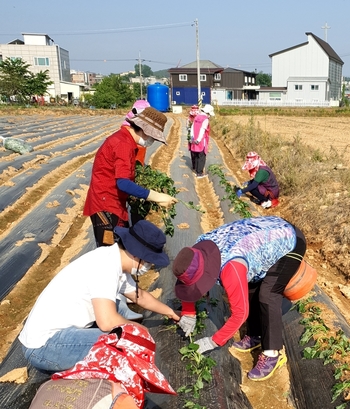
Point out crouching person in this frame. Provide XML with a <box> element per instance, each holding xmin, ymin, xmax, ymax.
<box><xmin>19</xmin><ymin>220</ymin><xmax>180</xmax><ymax>373</ymax></box>
<box><xmin>172</xmin><ymin>216</ymin><xmax>306</xmax><ymax>381</ymax></box>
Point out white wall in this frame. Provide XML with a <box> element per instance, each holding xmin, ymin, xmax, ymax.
<box><xmin>287</xmin><ymin>80</ymin><xmax>328</xmax><ymax>101</ymax></box>
<box><xmin>272</xmin><ymin>35</ymin><xmax>329</xmax><ymax>87</ymax></box>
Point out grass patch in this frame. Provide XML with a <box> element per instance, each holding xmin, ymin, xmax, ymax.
<box><xmin>211</xmin><ymin>111</ymin><xmax>350</xmax><ymax>280</ymax></box>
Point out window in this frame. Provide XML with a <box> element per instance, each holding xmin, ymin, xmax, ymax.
<box><xmin>269</xmin><ymin>92</ymin><xmax>281</xmax><ymax>100</ymax></box>
<box><xmin>295</xmin><ymin>85</ymin><xmax>303</xmax><ymax>90</ymax></box>
<box><xmin>214</xmin><ymin>73</ymin><xmax>221</xmax><ymax>81</ymax></box>
<box><xmin>34</xmin><ymin>57</ymin><xmax>50</xmax><ymax>66</ymax></box>
<box><xmin>200</xmin><ymin>74</ymin><xmax>206</xmax><ymax>81</ymax></box>
<box><xmin>311</xmin><ymin>85</ymin><xmax>319</xmax><ymax>91</ymax></box>
<box><xmin>179</xmin><ymin>74</ymin><xmax>187</xmax><ymax>81</ymax></box>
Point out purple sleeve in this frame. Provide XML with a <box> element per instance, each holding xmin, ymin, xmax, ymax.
<box><xmin>116</xmin><ymin>178</ymin><xmax>149</xmax><ymax>199</ymax></box>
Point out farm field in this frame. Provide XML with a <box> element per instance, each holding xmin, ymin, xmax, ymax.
<box><xmin>0</xmin><ymin>109</ymin><xmax>350</xmax><ymax>408</ymax></box>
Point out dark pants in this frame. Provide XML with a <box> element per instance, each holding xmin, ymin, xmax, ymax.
<box><xmin>246</xmin><ymin>227</ymin><xmax>306</xmax><ymax>350</ymax></box>
<box><xmin>90</xmin><ymin>212</ymin><xmax>128</xmax><ymax>247</ymax></box>
<box><xmin>192</xmin><ymin>150</ymin><xmax>206</xmax><ymax>175</ymax></box>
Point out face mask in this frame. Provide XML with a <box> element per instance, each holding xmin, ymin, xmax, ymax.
<box><xmin>130</xmin><ymin>257</ymin><xmax>139</xmax><ymax>276</ymax></box>
<box><xmin>138</xmin><ymin>262</ymin><xmax>152</xmax><ymax>275</ymax></box>
<box><xmin>138</xmin><ymin>136</ymin><xmax>154</xmax><ymax>147</ymax></box>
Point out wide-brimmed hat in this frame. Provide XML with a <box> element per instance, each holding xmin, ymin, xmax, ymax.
<box><xmin>173</xmin><ymin>240</ymin><xmax>221</xmax><ymax>302</ymax></box>
<box><xmin>201</xmin><ymin>104</ymin><xmax>215</xmax><ymax>117</ymax></box>
<box><xmin>114</xmin><ymin>220</ymin><xmax>169</xmax><ymax>267</ymax></box>
<box><xmin>127</xmin><ymin>107</ymin><xmax>167</xmax><ymax>144</ymax></box>
<box><xmin>242</xmin><ymin>151</ymin><xmax>265</xmax><ymax>170</ymax></box>
<box><xmin>52</xmin><ymin>324</ymin><xmax>176</xmax><ymax>409</ymax></box>
<box><xmin>122</xmin><ymin>100</ymin><xmax>150</xmax><ymax>126</ymax></box>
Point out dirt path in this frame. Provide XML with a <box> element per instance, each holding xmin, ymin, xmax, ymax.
<box><xmin>1</xmin><ymin>111</ymin><xmax>350</xmax><ymax>408</ymax></box>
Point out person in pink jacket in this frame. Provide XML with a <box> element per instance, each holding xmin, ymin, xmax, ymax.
<box><xmin>189</xmin><ymin>104</ymin><xmax>215</xmax><ymax>178</ymax></box>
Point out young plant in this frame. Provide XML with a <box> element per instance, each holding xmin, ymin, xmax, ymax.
<box><xmin>129</xmin><ymin>162</ymin><xmax>204</xmax><ymax>236</ymax></box>
<box><xmin>208</xmin><ymin>164</ymin><xmax>252</xmax><ymax>218</ymax></box>
<box><xmin>295</xmin><ymin>299</ymin><xmax>350</xmax><ymax>406</ymax></box>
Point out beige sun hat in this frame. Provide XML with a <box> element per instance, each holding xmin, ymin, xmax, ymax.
<box><xmin>127</xmin><ymin>107</ymin><xmax>168</xmax><ymax>144</ymax></box>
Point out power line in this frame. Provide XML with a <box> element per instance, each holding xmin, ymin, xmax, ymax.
<box><xmin>49</xmin><ymin>22</ymin><xmax>193</xmax><ymax>36</ymax></box>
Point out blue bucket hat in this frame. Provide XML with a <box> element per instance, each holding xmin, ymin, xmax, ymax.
<box><xmin>114</xmin><ymin>220</ymin><xmax>169</xmax><ymax>267</ymax></box>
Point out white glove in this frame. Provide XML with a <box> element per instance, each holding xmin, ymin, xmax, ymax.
<box><xmin>178</xmin><ymin>315</ymin><xmax>196</xmax><ymax>337</ymax></box>
<box><xmin>195</xmin><ymin>337</ymin><xmax>218</xmax><ymax>354</ymax></box>
<box><xmin>147</xmin><ymin>189</ymin><xmax>177</xmax><ymax>208</ymax></box>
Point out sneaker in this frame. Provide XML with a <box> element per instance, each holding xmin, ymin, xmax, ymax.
<box><xmin>261</xmin><ymin>200</ymin><xmax>272</xmax><ymax>209</ymax></box>
<box><xmin>231</xmin><ymin>335</ymin><xmax>261</xmax><ymax>352</ymax></box>
<box><xmin>271</xmin><ymin>198</ymin><xmax>280</xmax><ymax>208</ymax></box>
<box><xmin>196</xmin><ymin>173</ymin><xmax>208</xmax><ymax>179</ymax></box>
<box><xmin>248</xmin><ymin>352</ymin><xmax>287</xmax><ymax>381</ymax></box>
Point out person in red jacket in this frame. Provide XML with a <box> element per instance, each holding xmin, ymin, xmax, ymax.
<box><xmin>172</xmin><ymin>216</ymin><xmax>307</xmax><ymax>381</ymax></box>
<box><xmin>189</xmin><ymin>104</ymin><xmax>215</xmax><ymax>178</ymax></box>
<box><xmin>83</xmin><ymin>107</ymin><xmax>177</xmax><ymax>248</ymax></box>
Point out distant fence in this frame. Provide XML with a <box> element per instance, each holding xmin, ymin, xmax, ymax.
<box><xmin>218</xmin><ymin>99</ymin><xmax>338</xmax><ymax>108</ymax></box>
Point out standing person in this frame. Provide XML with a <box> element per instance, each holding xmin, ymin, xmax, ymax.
<box><xmin>186</xmin><ymin>105</ymin><xmax>200</xmax><ymax>171</ymax></box>
<box><xmin>189</xmin><ymin>104</ymin><xmax>215</xmax><ymax>178</ymax></box>
<box><xmin>172</xmin><ymin>216</ymin><xmax>307</xmax><ymax>381</ymax></box>
<box><xmin>83</xmin><ymin>107</ymin><xmax>177</xmax><ymax>247</ymax></box>
<box><xmin>236</xmin><ymin>151</ymin><xmax>280</xmax><ymax>209</ymax></box>
<box><xmin>19</xmin><ymin>220</ymin><xmax>180</xmax><ymax>373</ymax></box>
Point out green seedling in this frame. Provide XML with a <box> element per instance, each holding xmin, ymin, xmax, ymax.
<box><xmin>178</xmin><ymin>198</ymin><xmax>205</xmax><ymax>213</ymax></box>
<box><xmin>208</xmin><ymin>164</ymin><xmax>252</xmax><ymax>218</ymax></box>
<box><xmin>129</xmin><ymin>162</ymin><xmax>178</xmax><ymax>236</ymax></box>
<box><xmin>296</xmin><ymin>298</ymin><xmax>350</xmax><ymax>406</ymax></box>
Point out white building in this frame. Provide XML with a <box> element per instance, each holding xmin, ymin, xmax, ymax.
<box><xmin>0</xmin><ymin>33</ymin><xmax>83</xmax><ymax>102</ymax></box>
<box><xmin>269</xmin><ymin>32</ymin><xmax>343</xmax><ymax>103</ymax></box>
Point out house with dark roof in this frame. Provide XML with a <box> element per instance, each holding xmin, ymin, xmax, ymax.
<box><xmin>260</xmin><ymin>32</ymin><xmax>343</xmax><ymax>104</ymax></box>
<box><xmin>168</xmin><ymin>60</ymin><xmax>258</xmax><ymax>106</ymax></box>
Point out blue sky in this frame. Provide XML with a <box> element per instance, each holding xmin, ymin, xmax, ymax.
<box><xmin>1</xmin><ymin>0</ymin><xmax>349</xmax><ymax>76</ymax></box>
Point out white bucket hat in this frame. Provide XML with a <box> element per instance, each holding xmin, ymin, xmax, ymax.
<box><xmin>201</xmin><ymin>104</ymin><xmax>215</xmax><ymax>117</ymax></box>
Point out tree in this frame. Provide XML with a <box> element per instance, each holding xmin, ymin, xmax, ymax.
<box><xmin>134</xmin><ymin>64</ymin><xmax>153</xmax><ymax>78</ymax></box>
<box><xmin>0</xmin><ymin>58</ymin><xmax>31</xmax><ymax>102</ymax></box>
<box><xmin>26</xmin><ymin>70</ymin><xmax>53</xmax><ymax>99</ymax></box>
<box><xmin>0</xmin><ymin>57</ymin><xmax>53</xmax><ymax>103</ymax></box>
<box><xmin>256</xmin><ymin>71</ymin><xmax>272</xmax><ymax>87</ymax></box>
<box><xmin>92</xmin><ymin>74</ymin><xmax>135</xmax><ymax>109</ymax></box>
<box><xmin>132</xmin><ymin>82</ymin><xmax>147</xmax><ymax>100</ymax></box>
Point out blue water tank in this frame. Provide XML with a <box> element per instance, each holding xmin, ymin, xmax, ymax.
<box><xmin>147</xmin><ymin>83</ymin><xmax>169</xmax><ymax>112</ymax></box>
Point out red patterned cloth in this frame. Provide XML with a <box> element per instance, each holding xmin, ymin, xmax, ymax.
<box><xmin>52</xmin><ymin>324</ymin><xmax>176</xmax><ymax>408</ymax></box>
<box><xmin>242</xmin><ymin>151</ymin><xmax>267</xmax><ymax>178</ymax></box>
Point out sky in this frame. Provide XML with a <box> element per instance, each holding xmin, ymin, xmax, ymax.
<box><xmin>1</xmin><ymin>0</ymin><xmax>350</xmax><ymax>77</ymax></box>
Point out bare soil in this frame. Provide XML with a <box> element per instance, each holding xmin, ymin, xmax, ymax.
<box><xmin>1</xmin><ymin>109</ymin><xmax>350</xmax><ymax>408</ymax></box>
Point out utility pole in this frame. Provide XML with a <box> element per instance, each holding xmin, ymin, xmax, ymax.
<box><xmin>194</xmin><ymin>19</ymin><xmax>202</xmax><ymax>107</ymax></box>
<box><xmin>138</xmin><ymin>50</ymin><xmax>143</xmax><ymax>99</ymax></box>
<box><xmin>321</xmin><ymin>22</ymin><xmax>331</xmax><ymax>42</ymax></box>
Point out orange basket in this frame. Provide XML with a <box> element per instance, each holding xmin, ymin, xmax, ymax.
<box><xmin>283</xmin><ymin>258</ymin><xmax>317</xmax><ymax>301</ymax></box>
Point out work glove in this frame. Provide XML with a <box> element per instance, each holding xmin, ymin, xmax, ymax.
<box><xmin>236</xmin><ymin>189</ymin><xmax>243</xmax><ymax>198</ymax></box>
<box><xmin>178</xmin><ymin>315</ymin><xmax>196</xmax><ymax>337</ymax></box>
<box><xmin>147</xmin><ymin>190</ymin><xmax>177</xmax><ymax>208</ymax></box>
<box><xmin>194</xmin><ymin>337</ymin><xmax>218</xmax><ymax>354</ymax></box>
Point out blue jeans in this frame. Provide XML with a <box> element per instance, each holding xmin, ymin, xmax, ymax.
<box><xmin>22</xmin><ymin>326</ymin><xmax>105</xmax><ymax>372</ymax></box>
